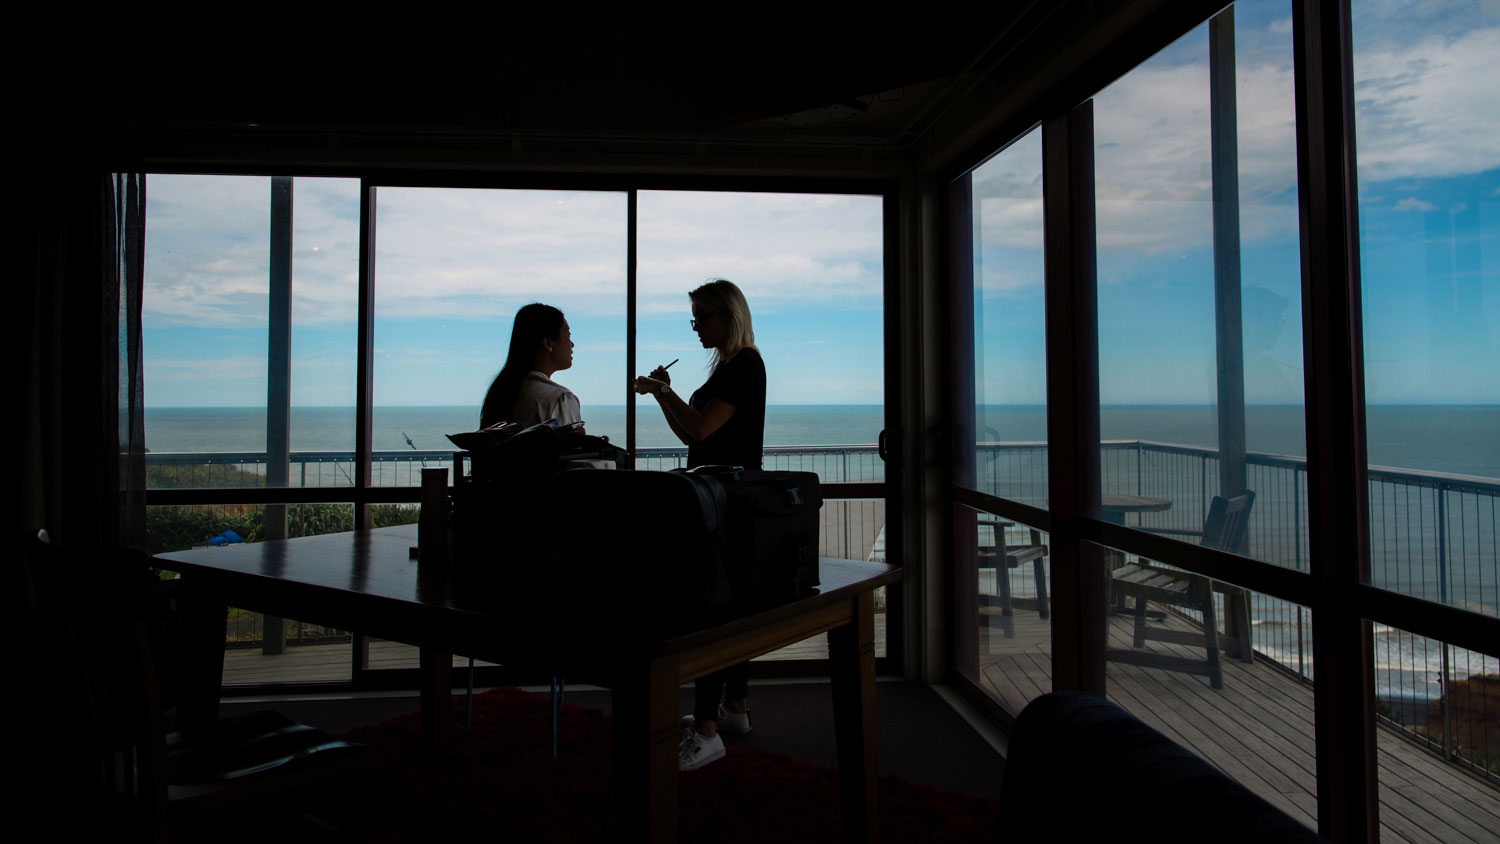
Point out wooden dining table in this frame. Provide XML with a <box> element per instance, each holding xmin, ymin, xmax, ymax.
<box><xmin>156</xmin><ymin>522</ymin><xmax>900</xmax><ymax>843</ymax></box>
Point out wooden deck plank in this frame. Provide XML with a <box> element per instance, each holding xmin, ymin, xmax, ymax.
<box><xmin>1149</xmin><ymin>654</ymin><xmax>1320</xmax><ymax>786</ymax></box>
<box><xmin>1377</xmin><ymin>775</ymin><xmax>1484</xmax><ymax>844</ymax></box>
<box><xmin>977</xmin><ymin>611</ymin><xmax>1499</xmax><ymax>843</ymax></box>
<box><xmin>1107</xmin><ymin>661</ymin><xmax>1316</xmax><ymax>821</ymax></box>
<box><xmin>1375</xmin><ymin>735</ymin><xmax>1500</xmax><ymax>824</ymax></box>
<box><xmin>1375</xmin><ymin>743</ymin><xmax>1500</xmax><ymax>841</ymax></box>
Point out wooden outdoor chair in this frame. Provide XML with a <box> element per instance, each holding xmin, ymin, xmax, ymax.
<box><xmin>1106</xmin><ymin>491</ymin><xmax>1256</xmax><ymax>689</ymax></box>
<box><xmin>20</xmin><ymin>531</ymin><xmax>365</xmax><ymax>841</ymax></box>
<box><xmin>977</xmin><ymin>520</ymin><xmax>1049</xmax><ymax>638</ymax></box>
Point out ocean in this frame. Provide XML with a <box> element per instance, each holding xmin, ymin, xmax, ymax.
<box><xmin>144</xmin><ymin>404</ymin><xmax>886</xmax><ymax>455</ymax></box>
<box><xmin>144</xmin><ymin>403</ymin><xmax>1500</xmax><ymax>480</ymax></box>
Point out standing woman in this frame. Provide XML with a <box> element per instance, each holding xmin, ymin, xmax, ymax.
<box><xmin>481</xmin><ymin>303</ymin><xmax>581</xmax><ymax>429</ymax></box>
<box><xmin>634</xmin><ymin>278</ymin><xmax>765</xmax><ymax>770</ymax></box>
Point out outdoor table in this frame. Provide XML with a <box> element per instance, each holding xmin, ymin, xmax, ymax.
<box><xmin>1100</xmin><ymin>494</ymin><xmax>1172</xmax><ymax>611</ymax></box>
<box><xmin>1101</xmin><ymin>493</ymin><xmax>1173</xmax><ymax>525</ymax></box>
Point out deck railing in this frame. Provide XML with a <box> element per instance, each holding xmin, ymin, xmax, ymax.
<box><xmin>148</xmin><ymin>440</ymin><xmax>1497</xmax><ymax>776</ymax></box>
<box><xmin>973</xmin><ymin>439</ymin><xmax>1499</xmax><ymax>779</ymax></box>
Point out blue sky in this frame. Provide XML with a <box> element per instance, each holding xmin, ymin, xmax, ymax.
<box><xmin>971</xmin><ymin>0</ymin><xmax>1498</xmax><ymax>409</ymax></box>
<box><xmin>142</xmin><ymin>0</ymin><xmax>1496</xmax><ymax>410</ymax></box>
<box><xmin>142</xmin><ymin>184</ymin><xmax>884</xmax><ymax>407</ymax></box>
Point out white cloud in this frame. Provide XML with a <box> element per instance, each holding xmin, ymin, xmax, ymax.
<box><xmin>144</xmin><ymin>175</ymin><xmax>363</xmax><ymax>328</ymax></box>
<box><xmin>1088</xmin><ymin>43</ymin><xmax>1304</xmax><ymax>256</ymax></box>
<box><xmin>1352</xmin><ymin>26</ymin><xmax>1500</xmax><ymax>182</ymax></box>
<box><xmin>636</xmin><ymin>191</ymin><xmax>883</xmax><ymax>307</ymax></box>
<box><xmin>145</xmin><ymin>354</ymin><xmax>267</xmax><ymax>383</ymax></box>
<box><xmin>145</xmin><ymin>180</ymin><xmax>884</xmax><ymax>330</ymax></box>
<box><xmin>1395</xmin><ymin>197</ymin><xmax>1438</xmax><ymax>211</ymax></box>
<box><xmin>975</xmin><ymin>195</ymin><xmax>1044</xmax><ymax>252</ymax></box>
<box><xmin>976</xmin><ymin>11</ymin><xmax>1496</xmax><ymax>261</ymax></box>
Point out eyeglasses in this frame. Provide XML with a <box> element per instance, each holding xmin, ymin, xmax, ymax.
<box><xmin>690</xmin><ymin>313</ymin><xmax>717</xmax><ymax>330</ymax></box>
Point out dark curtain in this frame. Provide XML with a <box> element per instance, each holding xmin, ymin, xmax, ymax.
<box><xmin>16</xmin><ymin>166</ymin><xmax>145</xmax><ymax>552</ymax></box>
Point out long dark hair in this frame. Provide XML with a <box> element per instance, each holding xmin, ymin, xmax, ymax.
<box><xmin>480</xmin><ymin>303</ymin><xmax>566</xmax><ymax>427</ymax></box>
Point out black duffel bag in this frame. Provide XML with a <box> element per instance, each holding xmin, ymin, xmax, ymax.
<box><xmin>688</xmin><ymin>465</ymin><xmax>823</xmax><ymax>607</ymax></box>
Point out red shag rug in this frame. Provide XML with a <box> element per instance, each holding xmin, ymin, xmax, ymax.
<box><xmin>336</xmin><ymin>686</ymin><xmax>998</xmax><ymax>843</ymax></box>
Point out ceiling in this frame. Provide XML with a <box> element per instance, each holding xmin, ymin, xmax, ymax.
<box><xmin>17</xmin><ymin>6</ymin><xmax>1030</xmax><ymax>141</ymax></box>
<box><xmin>12</xmin><ymin>2</ymin><xmax>1219</xmax><ymax>165</ymax></box>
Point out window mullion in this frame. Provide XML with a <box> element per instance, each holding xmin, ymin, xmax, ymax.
<box><xmin>1292</xmin><ymin>0</ymin><xmax>1378</xmax><ymax>839</ymax></box>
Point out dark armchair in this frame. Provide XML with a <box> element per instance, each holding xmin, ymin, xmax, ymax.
<box><xmin>999</xmin><ymin>692</ymin><xmax>1327</xmax><ymax>842</ymax></box>
<box><xmin>20</xmin><ymin>531</ymin><xmax>364</xmax><ymax>841</ymax></box>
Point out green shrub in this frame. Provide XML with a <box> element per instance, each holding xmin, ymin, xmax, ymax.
<box><xmin>147</xmin><ymin>502</ymin><xmax>423</xmax><ymax>555</ymax></box>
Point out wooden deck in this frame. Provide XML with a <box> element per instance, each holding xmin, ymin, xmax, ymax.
<box><xmin>979</xmin><ymin>606</ymin><xmax>1500</xmax><ymax>843</ymax></box>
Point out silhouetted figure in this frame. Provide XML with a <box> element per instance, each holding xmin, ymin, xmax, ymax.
<box><xmin>635</xmin><ymin>278</ymin><xmax>766</xmax><ymax>770</ymax></box>
<box><xmin>481</xmin><ymin>303</ymin><xmax>582</xmax><ymax>430</ymax></box>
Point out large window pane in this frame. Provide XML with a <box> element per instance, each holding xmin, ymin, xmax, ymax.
<box><xmin>371</xmin><ymin>188</ymin><xmax>628</xmax><ymax>458</ymax></box>
<box><xmin>143</xmin><ymin>175</ymin><xmax>360</xmax><ymax>489</ymax></box>
<box><xmin>971</xmin><ymin>128</ymin><xmax>1048</xmax><ymax>507</ymax></box>
<box><xmin>1351</xmin><ymin>1</ymin><xmax>1500</xmax><ymax>628</ymax></box>
<box><xmin>368</xmin><ymin>188</ymin><xmax>628</xmax><ymax>673</ymax></box>
<box><xmin>636</xmin><ymin>190</ymin><xmax>887</xmax><ymax>662</ymax></box>
<box><xmin>1072</xmin><ymin>4</ymin><xmax>1325</xmax><ymax>827</ymax></box>
<box><xmin>1093</xmin><ymin>4</ymin><xmax>1308</xmax><ymax>574</ymax></box>
<box><xmin>635</xmin><ymin>190</ymin><xmax>885</xmax><ymax>481</ymax></box>
<box><xmin>1351</xmin><ymin>2</ymin><xmax>1500</xmax><ymax>814</ymax></box>
<box><xmin>144</xmin><ymin>175</ymin><xmax>270</xmax><ymax>486</ymax></box>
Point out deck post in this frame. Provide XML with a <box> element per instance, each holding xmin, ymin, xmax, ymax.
<box><xmin>262</xmin><ymin>176</ymin><xmax>294</xmax><ymax>655</ymax></box>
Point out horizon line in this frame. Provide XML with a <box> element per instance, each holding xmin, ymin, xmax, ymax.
<box><xmin>141</xmin><ymin>401</ymin><xmax>1500</xmax><ymax>410</ymax></box>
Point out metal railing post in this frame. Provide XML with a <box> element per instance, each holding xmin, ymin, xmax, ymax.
<box><xmin>1136</xmin><ymin>441</ymin><xmax>1144</xmax><ymax>496</ymax></box>
<box><xmin>1436</xmin><ymin>483</ymin><xmax>1453</xmax><ymax>758</ymax></box>
<box><xmin>1201</xmin><ymin>452</ymin><xmax>1208</xmax><ymax>527</ymax></box>
<box><xmin>1436</xmin><ymin>483</ymin><xmax>1450</xmax><ymax>607</ymax></box>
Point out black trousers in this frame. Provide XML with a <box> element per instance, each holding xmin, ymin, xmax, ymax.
<box><xmin>693</xmin><ymin>661</ymin><xmax>750</xmax><ymax>722</ymax></box>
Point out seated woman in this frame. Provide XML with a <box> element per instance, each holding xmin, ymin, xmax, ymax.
<box><xmin>480</xmin><ymin>303</ymin><xmax>581</xmax><ymax>430</ymax></box>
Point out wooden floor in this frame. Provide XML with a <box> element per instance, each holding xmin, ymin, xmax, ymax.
<box><xmin>979</xmin><ymin>607</ymin><xmax>1500</xmax><ymax>843</ymax></box>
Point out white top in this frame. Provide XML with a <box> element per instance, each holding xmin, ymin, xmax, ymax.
<box><xmin>513</xmin><ymin>371</ymin><xmax>582</xmax><ymax>427</ymax></box>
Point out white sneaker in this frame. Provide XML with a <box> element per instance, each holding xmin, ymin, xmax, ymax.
<box><xmin>679</xmin><ymin>705</ymin><xmax>752</xmax><ymax>736</ymax></box>
<box><xmin>678</xmin><ymin>730</ymin><xmax>726</xmax><ymax>771</ymax></box>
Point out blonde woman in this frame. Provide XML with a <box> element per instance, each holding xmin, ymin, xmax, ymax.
<box><xmin>633</xmin><ymin>278</ymin><xmax>766</xmax><ymax>770</ymax></box>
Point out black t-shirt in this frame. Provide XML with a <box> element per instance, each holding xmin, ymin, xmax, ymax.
<box><xmin>687</xmin><ymin>347</ymin><xmax>766</xmax><ymax>469</ymax></box>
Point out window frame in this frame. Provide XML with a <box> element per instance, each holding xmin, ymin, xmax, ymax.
<box><xmin>142</xmin><ymin>169</ymin><xmax>907</xmax><ymax>688</ymax></box>
<box><xmin>940</xmin><ymin>1</ymin><xmax>1500</xmax><ymax>840</ymax></box>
